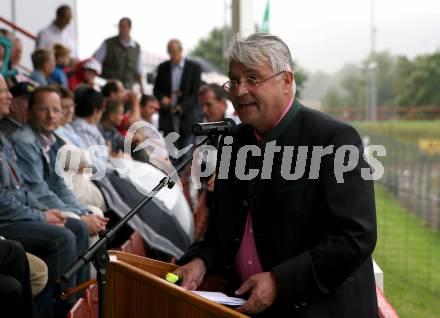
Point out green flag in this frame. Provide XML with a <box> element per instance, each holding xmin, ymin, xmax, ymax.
<box><xmin>261</xmin><ymin>0</ymin><xmax>270</xmax><ymax>32</ymax></box>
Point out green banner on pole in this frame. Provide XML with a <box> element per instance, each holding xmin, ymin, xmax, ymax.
<box><xmin>261</xmin><ymin>0</ymin><xmax>270</xmax><ymax>32</ymax></box>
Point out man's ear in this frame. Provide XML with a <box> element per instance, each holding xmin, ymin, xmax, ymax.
<box><xmin>283</xmin><ymin>71</ymin><xmax>294</xmax><ymax>94</ymax></box>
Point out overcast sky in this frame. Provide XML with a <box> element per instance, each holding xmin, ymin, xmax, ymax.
<box><xmin>77</xmin><ymin>0</ymin><xmax>440</xmax><ymax>74</ymax></box>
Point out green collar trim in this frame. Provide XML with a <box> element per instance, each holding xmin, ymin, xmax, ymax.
<box><xmin>264</xmin><ymin>98</ymin><xmax>301</xmax><ymax>142</ymax></box>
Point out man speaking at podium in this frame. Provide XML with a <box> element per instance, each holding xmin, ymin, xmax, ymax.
<box><xmin>175</xmin><ymin>33</ymin><xmax>378</xmax><ymax>317</ymax></box>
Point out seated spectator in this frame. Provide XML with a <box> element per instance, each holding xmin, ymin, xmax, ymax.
<box><xmin>0</xmin><ymin>239</ymin><xmax>37</xmax><ymax>318</ymax></box>
<box><xmin>139</xmin><ymin>94</ymin><xmax>160</xmax><ymax>128</ymax></box>
<box><xmin>198</xmin><ymin>84</ymin><xmax>228</xmax><ymax>123</ymax></box>
<box><xmin>0</xmin><ymin>30</ymin><xmax>25</xmax><ymax>87</ymax></box>
<box><xmin>0</xmin><ymin>29</ymin><xmax>13</xmax><ymax>63</ymax></box>
<box><xmin>101</xmin><ymin>90</ymin><xmax>167</xmax><ymax>165</ymax></box>
<box><xmin>99</xmin><ymin>99</ymin><xmax>125</xmax><ymax>154</ymax></box>
<box><xmin>102</xmin><ymin>79</ymin><xmax>140</xmax><ymax>135</ymax></box>
<box><xmin>30</xmin><ymin>49</ymin><xmax>55</xmax><ymax>86</ymax></box>
<box><xmin>0</xmin><ymin>82</ymin><xmax>35</xmax><ymax>136</ymax></box>
<box><xmin>101</xmin><ymin>79</ymin><xmax>125</xmax><ymax>102</ymax></box>
<box><xmin>72</xmin><ymin>86</ymin><xmax>173</xmax><ymax>173</ymax></box>
<box><xmin>60</xmin><ymin>87</ymin><xmax>114</xmax><ymax>163</ymax></box>
<box><xmin>0</xmin><ymin>30</ymin><xmax>34</xmax><ymax>86</ymax></box>
<box><xmin>68</xmin><ymin>58</ymin><xmax>101</xmax><ymax>91</ymax></box>
<box><xmin>71</xmin><ymin>87</ymin><xmax>107</xmax><ymax>149</ymax></box>
<box><xmin>71</xmin><ymin>87</ymin><xmax>152</xmax><ymax>166</ymax></box>
<box><xmin>0</xmin><ymin>74</ymin><xmax>89</xmax><ymax>316</ymax></box>
<box><xmin>80</xmin><ymin>58</ymin><xmax>101</xmax><ymax>89</ymax></box>
<box><xmin>0</xmin><ymin>30</ymin><xmax>15</xmax><ymax>83</ymax></box>
<box><xmin>55</xmin><ymin>86</ymin><xmax>108</xmax><ymax>213</ymax></box>
<box><xmin>9</xmin><ymin>86</ymin><xmax>108</xmax><ymax>236</ymax></box>
<box><xmin>55</xmin><ymin>86</ymin><xmax>87</xmax><ymax>148</ymax></box>
<box><xmin>130</xmin><ymin>95</ymin><xmax>167</xmax><ymax>164</ymax></box>
<box><xmin>10</xmin><ymin>35</ymin><xmax>22</xmax><ymax>70</ymax></box>
<box><xmin>49</xmin><ymin>44</ymin><xmax>70</xmax><ymax>87</ymax></box>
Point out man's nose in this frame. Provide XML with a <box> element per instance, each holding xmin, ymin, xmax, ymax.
<box><xmin>47</xmin><ymin>109</ymin><xmax>57</xmax><ymax>118</ymax></box>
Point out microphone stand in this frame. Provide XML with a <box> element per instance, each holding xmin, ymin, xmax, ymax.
<box><xmin>61</xmin><ymin>134</ymin><xmax>215</xmax><ymax>318</ymax></box>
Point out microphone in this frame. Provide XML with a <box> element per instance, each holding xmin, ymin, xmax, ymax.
<box><xmin>192</xmin><ymin>118</ymin><xmax>236</xmax><ymax>136</ymax></box>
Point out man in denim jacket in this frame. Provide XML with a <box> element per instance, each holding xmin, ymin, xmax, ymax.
<box><xmin>9</xmin><ymin>86</ymin><xmax>108</xmax><ymax>237</ymax></box>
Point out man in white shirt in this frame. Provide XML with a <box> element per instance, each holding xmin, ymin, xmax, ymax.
<box><xmin>36</xmin><ymin>5</ymin><xmax>77</xmax><ymax>59</ymax></box>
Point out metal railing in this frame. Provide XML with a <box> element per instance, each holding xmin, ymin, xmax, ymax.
<box><xmin>0</xmin><ymin>16</ymin><xmax>37</xmax><ymax>40</ymax></box>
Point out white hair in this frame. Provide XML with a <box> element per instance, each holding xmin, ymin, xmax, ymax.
<box><xmin>228</xmin><ymin>32</ymin><xmax>296</xmax><ymax>95</ymax></box>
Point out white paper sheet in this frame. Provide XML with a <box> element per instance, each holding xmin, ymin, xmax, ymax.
<box><xmin>191</xmin><ymin>291</ymin><xmax>246</xmax><ymax>306</ymax></box>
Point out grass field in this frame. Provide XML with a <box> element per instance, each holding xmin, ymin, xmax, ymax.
<box><xmin>373</xmin><ymin>184</ymin><xmax>440</xmax><ymax>318</ymax></box>
<box><xmin>354</xmin><ymin>121</ymin><xmax>440</xmax><ymax>143</ymax></box>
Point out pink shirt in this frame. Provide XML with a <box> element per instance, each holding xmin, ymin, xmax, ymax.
<box><xmin>235</xmin><ymin>98</ymin><xmax>294</xmax><ymax>282</ymax></box>
<box><xmin>234</xmin><ymin>210</ymin><xmax>263</xmax><ymax>282</ymax></box>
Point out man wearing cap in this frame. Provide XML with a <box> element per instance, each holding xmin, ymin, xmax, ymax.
<box><xmin>68</xmin><ymin>58</ymin><xmax>102</xmax><ymax>91</ymax></box>
<box><xmin>81</xmin><ymin>58</ymin><xmax>102</xmax><ymax>89</ymax></box>
<box><xmin>0</xmin><ymin>82</ymin><xmax>35</xmax><ymax>136</ymax></box>
<box><xmin>93</xmin><ymin>17</ymin><xmax>144</xmax><ymax>92</ymax></box>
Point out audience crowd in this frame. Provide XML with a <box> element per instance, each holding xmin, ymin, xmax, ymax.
<box><xmin>0</xmin><ymin>4</ymin><xmax>228</xmax><ymax>318</ymax></box>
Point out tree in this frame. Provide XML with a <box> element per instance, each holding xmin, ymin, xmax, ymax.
<box><xmin>321</xmin><ymin>87</ymin><xmax>346</xmax><ymax>109</ymax></box>
<box><xmin>394</xmin><ymin>52</ymin><xmax>440</xmax><ymax>106</ymax></box>
<box><xmin>320</xmin><ymin>63</ymin><xmax>364</xmax><ymax>109</ymax></box>
<box><xmin>321</xmin><ymin>51</ymin><xmax>398</xmax><ymax>109</ymax></box>
<box><xmin>191</xmin><ymin>27</ymin><xmax>230</xmax><ymax>74</ymax></box>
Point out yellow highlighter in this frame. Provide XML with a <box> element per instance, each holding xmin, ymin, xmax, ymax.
<box><xmin>165</xmin><ymin>272</ymin><xmax>183</xmax><ymax>285</ymax></box>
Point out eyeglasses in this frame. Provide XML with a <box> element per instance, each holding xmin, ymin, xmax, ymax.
<box><xmin>222</xmin><ymin>71</ymin><xmax>286</xmax><ymax>93</ymax></box>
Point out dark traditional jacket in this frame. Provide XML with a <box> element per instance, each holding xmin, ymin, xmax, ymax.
<box><xmin>179</xmin><ymin>99</ymin><xmax>379</xmax><ymax>317</ymax></box>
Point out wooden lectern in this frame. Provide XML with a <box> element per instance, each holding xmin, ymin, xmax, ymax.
<box><xmin>105</xmin><ymin>251</ymin><xmax>249</xmax><ymax>318</ymax></box>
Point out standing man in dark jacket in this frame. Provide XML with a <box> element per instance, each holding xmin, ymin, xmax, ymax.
<box><xmin>94</xmin><ymin>17</ymin><xmax>144</xmax><ymax>92</ymax></box>
<box><xmin>174</xmin><ymin>33</ymin><xmax>378</xmax><ymax>317</ymax></box>
<box><xmin>153</xmin><ymin>39</ymin><xmax>201</xmax><ymax>153</ymax></box>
